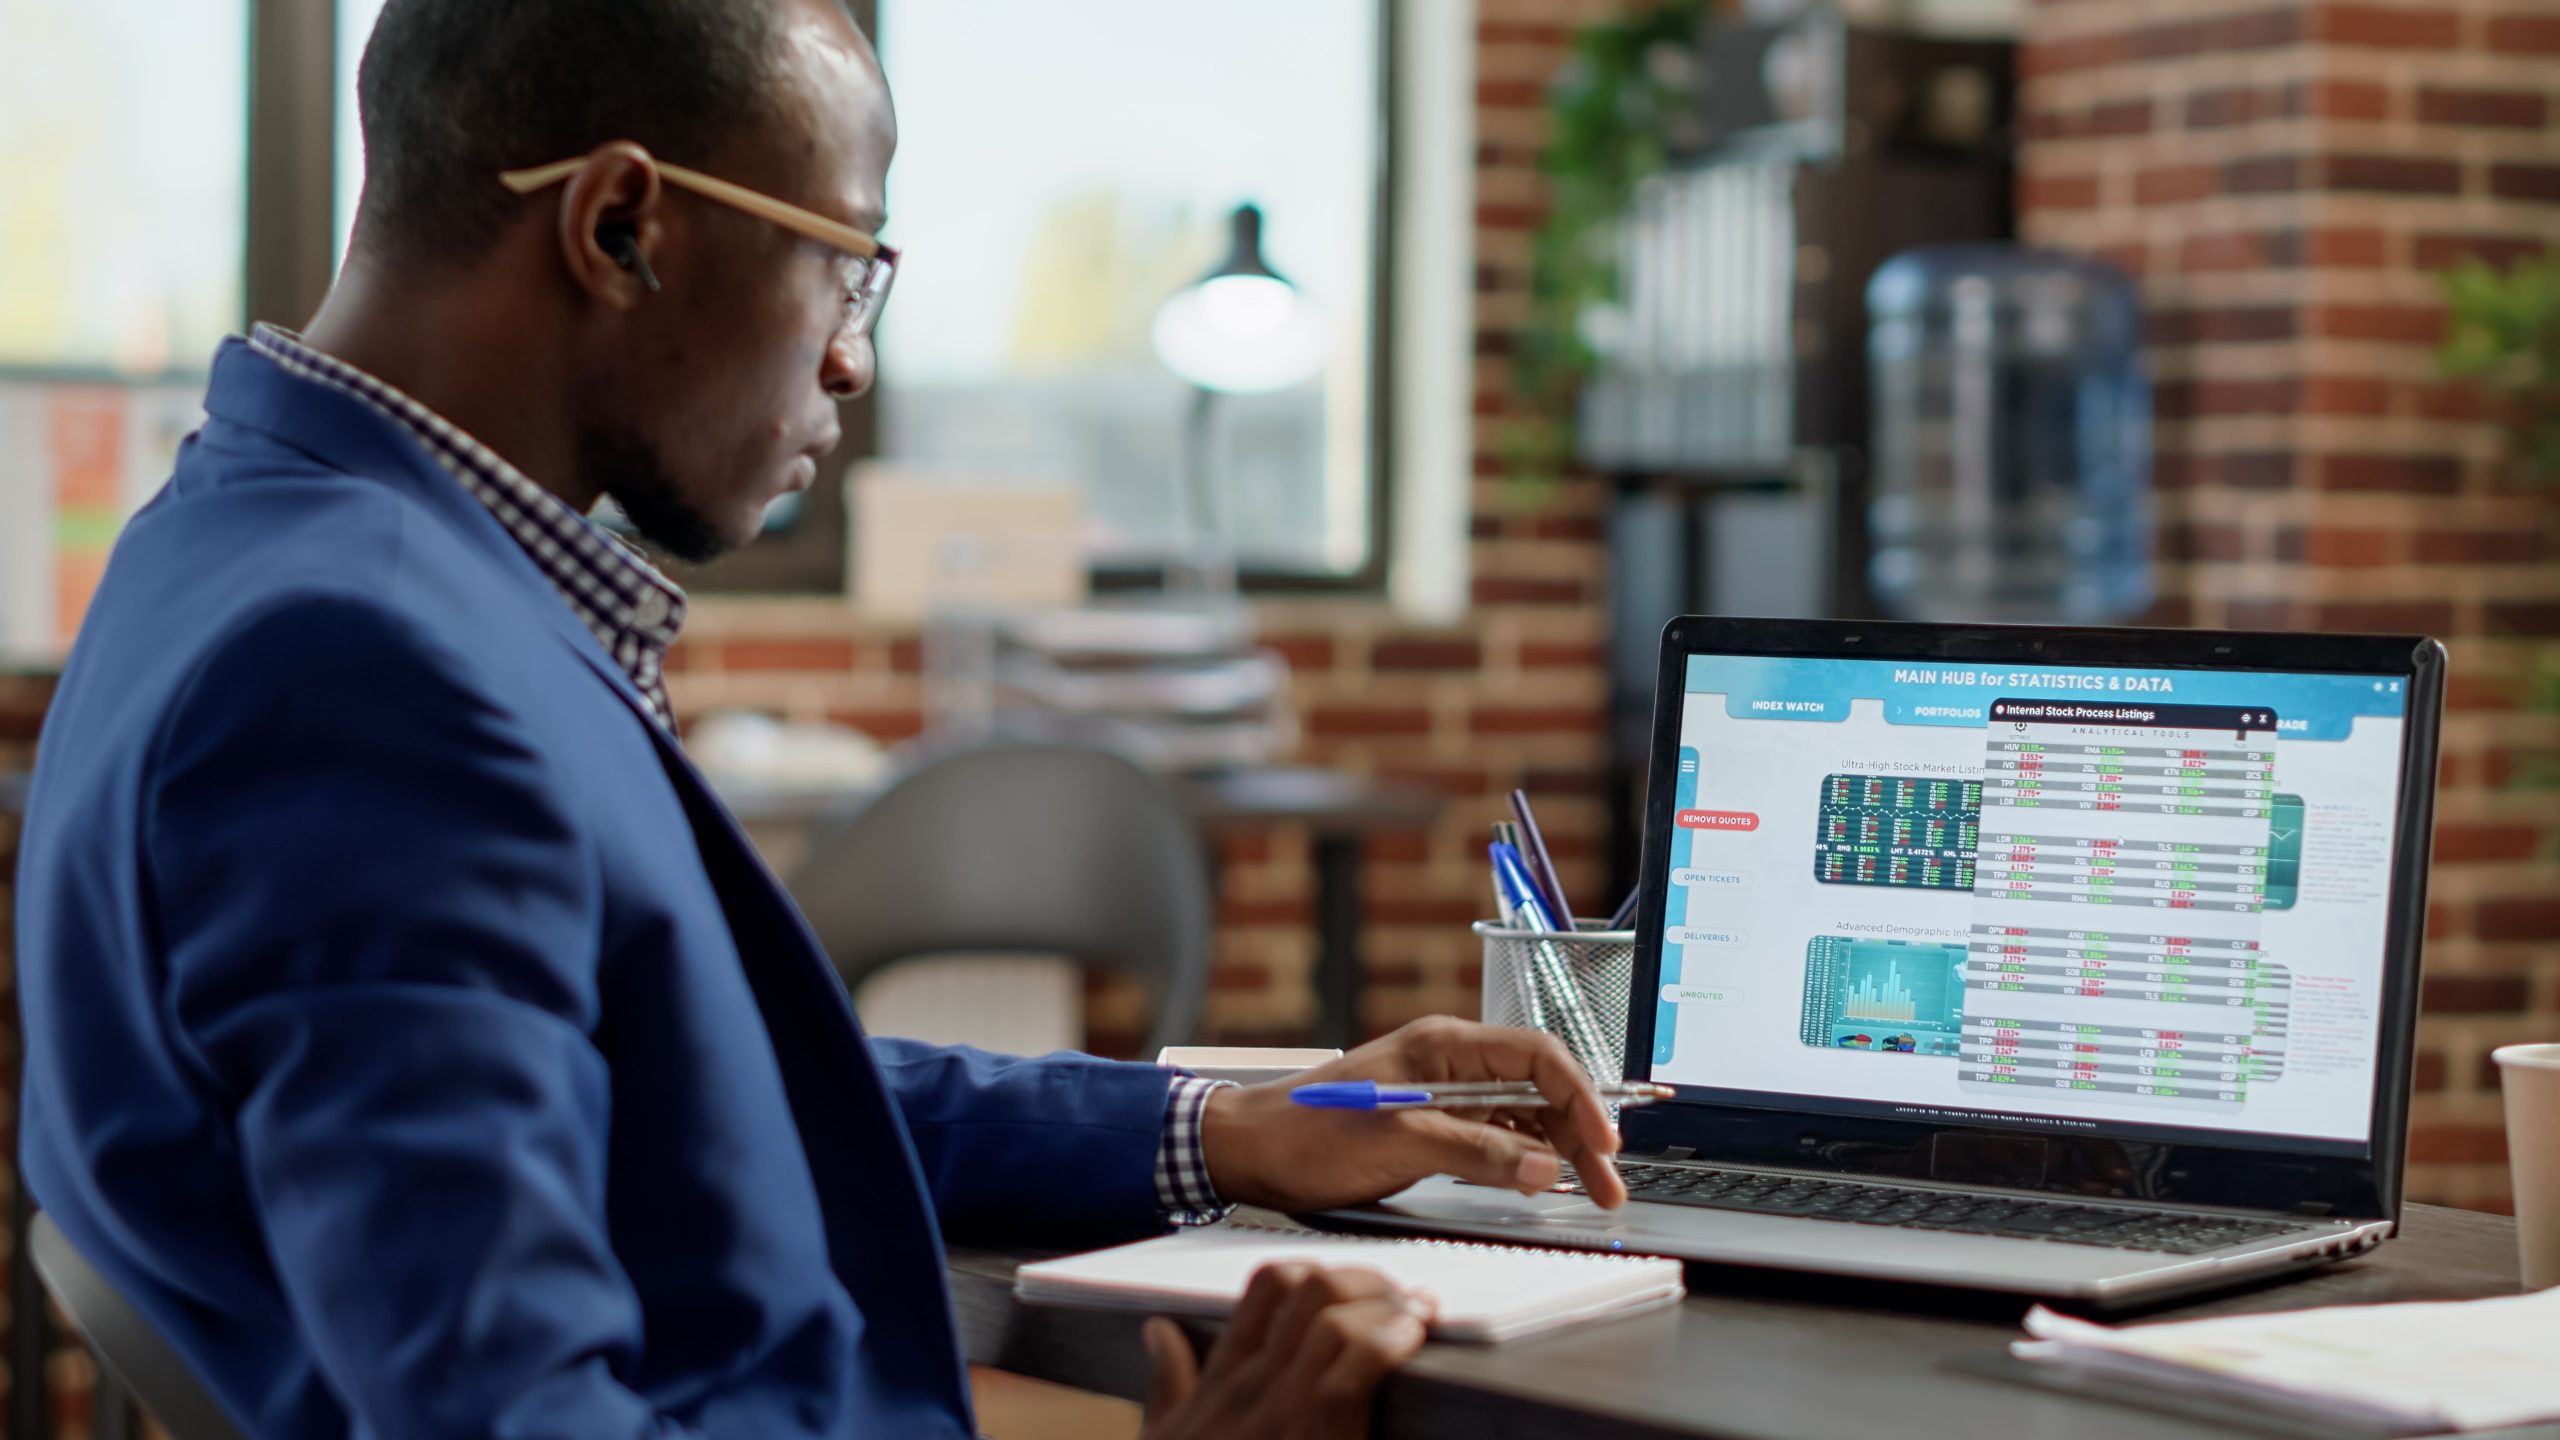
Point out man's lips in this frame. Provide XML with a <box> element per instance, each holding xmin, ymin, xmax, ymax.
<box><xmin>783</xmin><ymin>432</ymin><xmax>838</xmax><ymax>494</ymax></box>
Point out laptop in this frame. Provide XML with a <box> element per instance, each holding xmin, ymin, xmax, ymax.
<box><xmin>1322</xmin><ymin>617</ymin><xmax>2444</xmax><ymax>1310</ymax></box>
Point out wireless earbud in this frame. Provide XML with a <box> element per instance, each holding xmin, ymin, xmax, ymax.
<box><xmin>599</xmin><ymin>224</ymin><xmax>661</xmax><ymax>294</ymax></box>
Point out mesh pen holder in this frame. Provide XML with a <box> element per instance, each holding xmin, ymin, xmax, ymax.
<box><xmin>1475</xmin><ymin>920</ymin><xmax>1637</xmax><ymax>1084</ymax></box>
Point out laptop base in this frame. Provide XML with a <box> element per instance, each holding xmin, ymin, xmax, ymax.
<box><xmin>1314</xmin><ymin>1170</ymin><xmax>2389</xmax><ymax>1312</ymax></box>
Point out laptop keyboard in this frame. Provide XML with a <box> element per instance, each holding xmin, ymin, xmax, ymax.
<box><xmin>1578</xmin><ymin>1162</ymin><xmax>2302</xmax><ymax>1255</ymax></box>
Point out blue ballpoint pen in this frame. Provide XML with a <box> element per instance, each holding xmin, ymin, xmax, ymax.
<box><xmin>1487</xmin><ymin>842</ymin><xmax>1557</xmax><ymax>931</ymax></box>
<box><xmin>1292</xmin><ymin>1079</ymin><xmax>1675</xmax><ymax>1111</ymax></box>
<box><xmin>1489</xmin><ymin>844</ymin><xmax>1615</xmax><ymax>1079</ymax></box>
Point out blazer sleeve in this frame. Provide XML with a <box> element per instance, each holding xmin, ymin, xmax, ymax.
<box><xmin>866</xmin><ymin>1038</ymin><xmax>1179</xmax><ymax>1247</ymax></box>
<box><xmin>147</xmin><ymin>593</ymin><xmax>721</xmax><ymax>1440</ymax></box>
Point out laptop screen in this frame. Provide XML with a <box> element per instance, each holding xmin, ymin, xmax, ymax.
<box><xmin>1648</xmin><ymin>653</ymin><xmax>2413</xmax><ymax>1159</ymax></box>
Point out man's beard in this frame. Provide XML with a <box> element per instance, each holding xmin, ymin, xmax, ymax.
<box><xmin>580</xmin><ymin>423</ymin><xmax>729</xmax><ymax>564</ymax></box>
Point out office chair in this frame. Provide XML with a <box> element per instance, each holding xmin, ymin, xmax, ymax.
<box><xmin>787</xmin><ymin>738</ymin><xmax>1211</xmax><ymax>1056</ymax></box>
<box><xmin>29</xmin><ymin>1211</ymin><xmax>247</xmax><ymax>1440</ymax></box>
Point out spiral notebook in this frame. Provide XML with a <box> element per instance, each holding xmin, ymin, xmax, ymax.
<box><xmin>1014</xmin><ymin>1223</ymin><xmax>1686</xmax><ymax>1344</ymax></box>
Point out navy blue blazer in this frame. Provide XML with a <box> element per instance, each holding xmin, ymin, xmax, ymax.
<box><xmin>16</xmin><ymin>339</ymin><xmax>1182</xmax><ymax>1438</ymax></box>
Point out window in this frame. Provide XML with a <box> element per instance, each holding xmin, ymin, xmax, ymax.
<box><xmin>0</xmin><ymin>0</ymin><xmax>248</xmax><ymax>377</ymax></box>
<box><xmin>873</xmin><ymin>0</ymin><xmax>1389</xmax><ymax>587</ymax></box>
<box><xmin>0</xmin><ymin>0</ymin><xmax>246</xmax><ymax>656</ymax></box>
<box><xmin>320</xmin><ymin>0</ymin><xmax>1392</xmax><ymax>594</ymax></box>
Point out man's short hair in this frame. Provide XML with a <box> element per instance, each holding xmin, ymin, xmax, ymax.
<box><xmin>352</xmin><ymin>0</ymin><xmax>787</xmax><ymax>266</ymax></box>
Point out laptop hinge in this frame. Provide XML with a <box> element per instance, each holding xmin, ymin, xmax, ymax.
<box><xmin>2286</xmin><ymin>1200</ymin><xmax>2337</xmax><ymax>1217</ymax></box>
<box><xmin>1654</xmin><ymin>1146</ymin><xmax>1696</xmax><ymax>1162</ymax></box>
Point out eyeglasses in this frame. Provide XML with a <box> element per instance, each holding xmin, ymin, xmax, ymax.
<box><xmin>500</xmin><ymin>155</ymin><xmax>899</xmax><ymax>342</ymax></box>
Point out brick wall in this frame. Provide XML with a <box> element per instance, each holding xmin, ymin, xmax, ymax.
<box><xmin>669</xmin><ymin>588</ymin><xmax>1613</xmax><ymax>1047</ymax></box>
<box><xmin>2018</xmin><ymin>0</ymin><xmax>2560</xmax><ymax>1212</ymax></box>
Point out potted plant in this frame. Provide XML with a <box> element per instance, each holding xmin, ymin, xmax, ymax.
<box><xmin>1507</xmin><ymin>1</ymin><xmax>1707</xmax><ymax>484</ymax></box>
<box><xmin>2437</xmin><ymin>253</ymin><xmax>2560</xmax><ymax>794</ymax></box>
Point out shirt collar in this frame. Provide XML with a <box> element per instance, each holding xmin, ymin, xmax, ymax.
<box><xmin>244</xmin><ymin>324</ymin><xmax>687</xmax><ymax>727</ymax></box>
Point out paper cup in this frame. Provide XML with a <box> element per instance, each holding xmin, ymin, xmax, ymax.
<box><xmin>2492</xmin><ymin>1043</ymin><xmax>2560</xmax><ymax>1291</ymax></box>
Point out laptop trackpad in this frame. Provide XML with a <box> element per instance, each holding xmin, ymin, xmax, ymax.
<box><xmin>1373</xmin><ymin>1185</ymin><xmax>1606</xmax><ymax>1225</ymax></box>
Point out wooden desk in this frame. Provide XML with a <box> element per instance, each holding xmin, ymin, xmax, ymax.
<box><xmin>949</xmin><ymin>1205</ymin><xmax>2531</xmax><ymax>1440</ymax></box>
<box><xmin>716</xmin><ymin>767</ymin><xmax>1444</xmax><ymax>1049</ymax></box>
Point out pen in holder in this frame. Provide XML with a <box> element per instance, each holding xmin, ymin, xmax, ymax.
<box><xmin>1474</xmin><ymin>920</ymin><xmax>1637</xmax><ymax>1084</ymax></box>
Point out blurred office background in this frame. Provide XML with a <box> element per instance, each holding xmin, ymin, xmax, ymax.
<box><xmin>5</xmin><ymin>1</ymin><xmax>2560</xmax><ymax>1425</ymax></box>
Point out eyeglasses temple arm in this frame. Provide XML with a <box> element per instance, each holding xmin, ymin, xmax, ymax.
<box><xmin>497</xmin><ymin>157</ymin><xmax>881</xmax><ymax>261</ymax></box>
<box><xmin>497</xmin><ymin>160</ymin><xmax>584</xmax><ymax>195</ymax></box>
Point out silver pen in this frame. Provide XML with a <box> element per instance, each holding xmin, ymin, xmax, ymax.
<box><xmin>1290</xmin><ymin>1080</ymin><xmax>1676</xmax><ymax>1111</ymax></box>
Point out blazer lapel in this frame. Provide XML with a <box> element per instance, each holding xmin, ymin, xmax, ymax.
<box><xmin>199</xmin><ymin>339</ymin><xmax>653</xmax><ymax>710</ymax></box>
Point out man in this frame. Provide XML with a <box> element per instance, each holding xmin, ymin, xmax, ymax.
<box><xmin>14</xmin><ymin>1</ymin><xmax>1629</xmax><ymax>1436</ymax></box>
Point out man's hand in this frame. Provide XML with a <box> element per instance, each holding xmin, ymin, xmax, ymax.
<box><xmin>1140</xmin><ymin>1263</ymin><xmax>1430</xmax><ymax>1440</ymax></box>
<box><xmin>1198</xmin><ymin>1016</ymin><xmax>1630</xmax><ymax>1214</ymax></box>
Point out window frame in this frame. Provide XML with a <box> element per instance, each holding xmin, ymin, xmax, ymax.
<box><xmin>0</xmin><ymin>0</ymin><xmax>261</xmax><ymax>383</ymax></box>
<box><xmin>249</xmin><ymin>0</ymin><xmax>338</xmax><ymax>340</ymax></box>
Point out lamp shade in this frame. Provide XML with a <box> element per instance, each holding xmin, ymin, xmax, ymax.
<box><xmin>1151</xmin><ymin>205</ymin><xmax>1326</xmax><ymax>394</ymax></box>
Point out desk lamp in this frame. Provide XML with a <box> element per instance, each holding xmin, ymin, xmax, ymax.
<box><xmin>1149</xmin><ymin>203</ymin><xmax>1326</xmax><ymax>595</ymax></box>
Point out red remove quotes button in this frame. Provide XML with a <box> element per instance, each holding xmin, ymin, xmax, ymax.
<box><xmin>1676</xmin><ymin>809</ymin><xmax>1760</xmax><ymax>831</ymax></box>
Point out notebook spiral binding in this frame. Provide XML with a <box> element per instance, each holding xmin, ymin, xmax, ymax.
<box><xmin>1224</xmin><ymin>1220</ymin><xmax>1659</xmax><ymax>1266</ymax></box>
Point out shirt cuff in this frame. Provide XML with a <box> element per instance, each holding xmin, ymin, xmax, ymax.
<box><xmin>1153</xmin><ymin>1075</ymin><xmax>1237</xmax><ymax>1226</ymax></box>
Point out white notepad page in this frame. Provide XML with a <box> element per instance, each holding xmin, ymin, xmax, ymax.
<box><xmin>2017</xmin><ymin>1285</ymin><xmax>2560</xmax><ymax>1434</ymax></box>
<box><xmin>1016</xmin><ymin>1223</ymin><xmax>1686</xmax><ymax>1344</ymax></box>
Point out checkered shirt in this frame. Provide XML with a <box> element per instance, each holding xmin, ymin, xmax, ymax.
<box><xmin>247</xmin><ymin>325</ymin><xmax>1233</xmax><ymax>1224</ymax></box>
<box><xmin>1156</xmin><ymin>1075</ymin><xmax>1235</xmax><ymax>1225</ymax></box>
<box><xmin>248</xmin><ymin>324</ymin><xmax>686</xmax><ymax>730</ymax></box>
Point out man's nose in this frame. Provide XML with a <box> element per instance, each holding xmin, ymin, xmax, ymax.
<box><xmin>822</xmin><ymin>332</ymin><xmax>875</xmax><ymax>400</ymax></box>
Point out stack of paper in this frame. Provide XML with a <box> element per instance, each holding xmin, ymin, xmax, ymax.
<box><xmin>2015</xmin><ymin>1286</ymin><xmax>2560</xmax><ymax>1434</ymax></box>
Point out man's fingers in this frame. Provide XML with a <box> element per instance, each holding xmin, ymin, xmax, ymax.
<box><xmin>1145</xmin><ymin>1271</ymin><xmax>1426</xmax><ymax>1439</ymax></box>
<box><xmin>1218</xmin><ymin>1263</ymin><xmax>1403</xmax><ymax>1390</ymax></box>
<box><xmin>1221</xmin><ymin>1260</ymin><xmax>1311</xmax><ymax>1366</ymax></box>
<box><xmin>1304</xmin><ymin>1299</ymin><xmax>1429</xmax><ymax>1440</ymax></box>
<box><xmin>1485</xmin><ymin>1025</ymin><xmax>1621</xmax><ymax>1162</ymax></box>
<box><xmin>1401</xmin><ymin>1109</ymin><xmax>1564</xmax><ymax>1194</ymax></box>
<box><xmin>1407</xmin><ymin>1019</ymin><xmax>1630</xmax><ymax>1209</ymax></box>
<box><xmin>1263</xmin><ymin>1264</ymin><xmax>1402</xmax><ymax>1362</ymax></box>
<box><xmin>1534</xmin><ymin>1111</ymin><xmax>1628</xmax><ymax>1208</ymax></box>
<box><xmin>1142</xmin><ymin>1316</ymin><xmax>1200</xmax><ymax>1421</ymax></box>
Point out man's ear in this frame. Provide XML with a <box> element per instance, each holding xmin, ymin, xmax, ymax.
<box><xmin>550</xmin><ymin>140</ymin><xmax>667</xmax><ymax>310</ymax></box>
